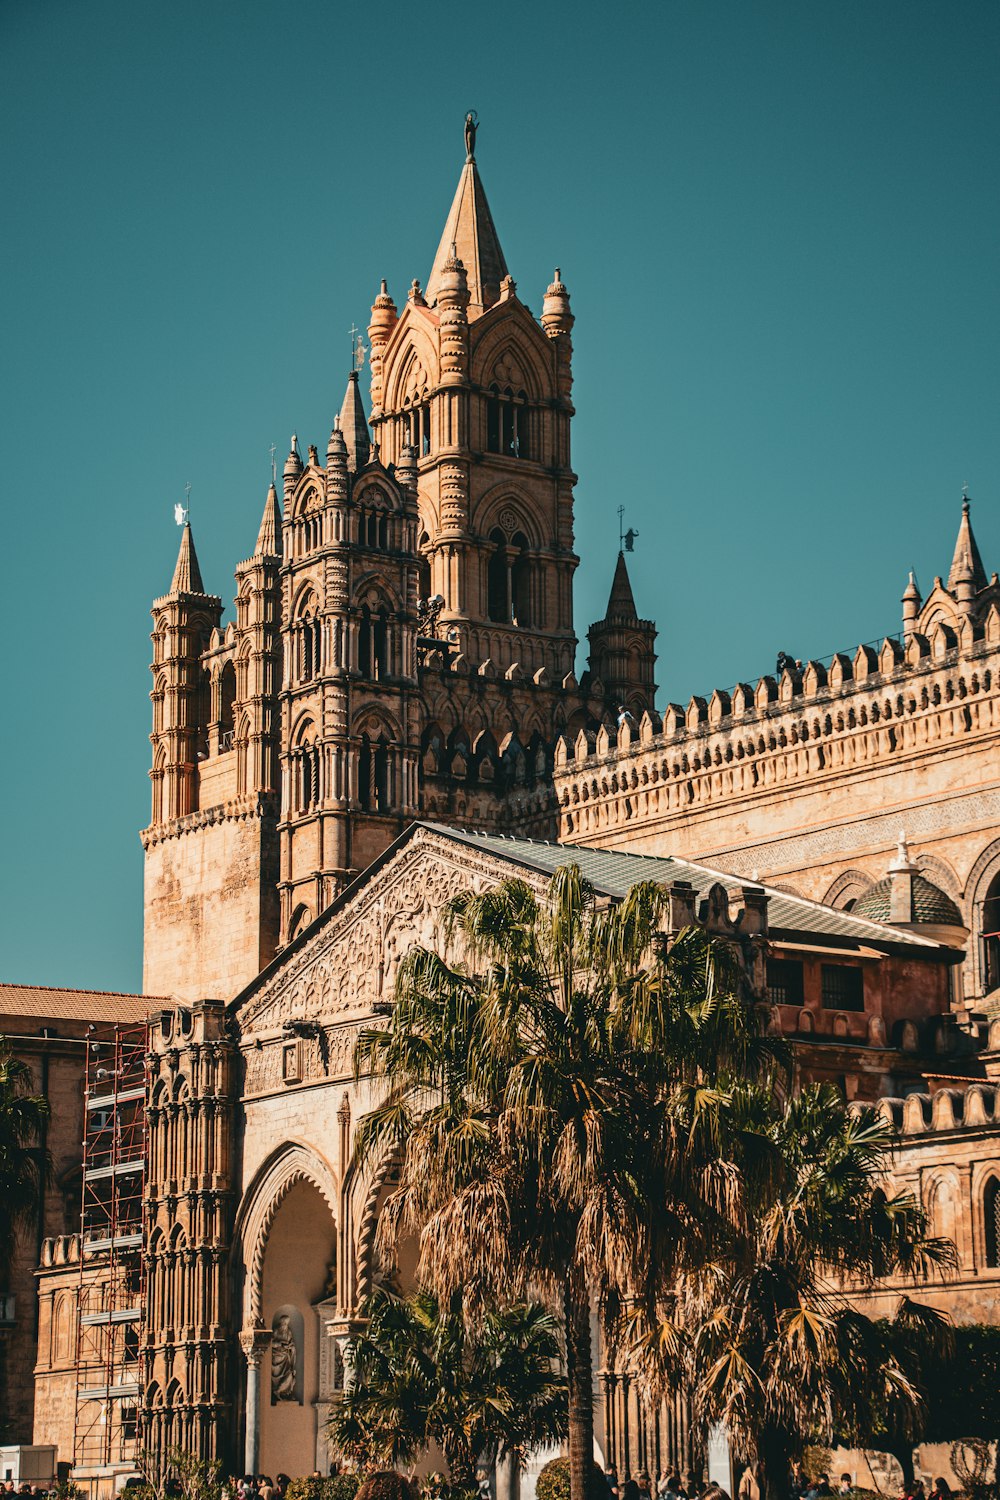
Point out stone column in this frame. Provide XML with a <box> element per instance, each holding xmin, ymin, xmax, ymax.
<box><xmin>239</xmin><ymin>1325</ymin><xmax>272</xmax><ymax>1474</ymax></box>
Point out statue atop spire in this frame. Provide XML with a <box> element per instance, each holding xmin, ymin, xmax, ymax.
<box><xmin>464</xmin><ymin>109</ymin><xmax>478</xmax><ymax>162</ymax></box>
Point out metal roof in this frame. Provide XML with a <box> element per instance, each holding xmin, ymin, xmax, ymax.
<box><xmin>423</xmin><ymin>825</ymin><xmax>945</xmax><ymax>953</ymax></box>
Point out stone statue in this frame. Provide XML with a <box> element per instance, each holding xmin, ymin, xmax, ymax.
<box><xmin>465</xmin><ymin>111</ymin><xmax>478</xmax><ymax>161</ymax></box>
<box><xmin>270</xmin><ymin>1311</ymin><xmax>298</xmax><ymax>1402</ymax></box>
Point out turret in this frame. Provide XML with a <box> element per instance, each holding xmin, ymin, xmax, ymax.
<box><xmin>367</xmin><ymin>280</ymin><xmax>399</xmax><ymax>417</ymax></box>
<box><xmin>948</xmin><ymin>495</ymin><xmax>988</xmax><ymax>620</ymax></box>
<box><xmin>436</xmin><ymin>243</ymin><xmax>470</xmax><ymax>385</ymax></box>
<box><xmin>541</xmin><ymin>268</ymin><xmax>573</xmax><ymax>338</ymax></box>
<box><xmin>283</xmin><ymin>435</ymin><xmax>303</xmax><ymax>502</ymax></box>
<box><xmin>148</xmin><ymin>523</ymin><xmax>222</xmax><ymax>827</ymax></box>
<box><xmin>902</xmin><ymin>569</ymin><xmax>921</xmax><ymax>639</ymax></box>
<box><xmin>586</xmin><ymin>551</ymin><xmax>657</xmax><ymax>717</ymax></box>
<box><xmin>326</xmin><ymin>420</ymin><xmax>349</xmax><ymax>505</ymax></box>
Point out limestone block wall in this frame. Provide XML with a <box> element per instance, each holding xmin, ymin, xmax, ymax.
<box><xmin>554</xmin><ymin>631</ymin><xmax>1000</xmax><ymax>997</ymax></box>
<box><xmin>142</xmin><ymin>804</ymin><xmax>279</xmax><ymax>1001</ymax></box>
<box><xmin>32</xmin><ymin>1237</ymin><xmax>83</xmax><ymax>1462</ymax></box>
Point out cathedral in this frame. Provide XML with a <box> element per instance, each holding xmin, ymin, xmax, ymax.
<box><xmin>13</xmin><ymin>117</ymin><xmax>1000</xmax><ymax>1494</ymax></box>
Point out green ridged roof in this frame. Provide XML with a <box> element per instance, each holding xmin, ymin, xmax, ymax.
<box><xmin>852</xmin><ymin>873</ymin><xmax>963</xmax><ymax>927</ymax></box>
<box><xmin>426</xmin><ymin>826</ymin><xmax>944</xmax><ymax>950</ymax></box>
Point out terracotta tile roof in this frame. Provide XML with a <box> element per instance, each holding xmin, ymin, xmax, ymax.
<box><xmin>0</xmin><ymin>983</ymin><xmax>172</xmax><ymax>1024</ymax></box>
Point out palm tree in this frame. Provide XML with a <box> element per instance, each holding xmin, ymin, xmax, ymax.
<box><xmin>354</xmin><ymin>867</ymin><xmax>779</xmax><ymax>1500</ymax></box>
<box><xmin>328</xmin><ymin>1287</ymin><xmax>567</xmax><ymax>1482</ymax></box>
<box><xmin>641</xmin><ymin>1083</ymin><xmax>956</xmax><ymax>1500</ymax></box>
<box><xmin>0</xmin><ymin>1040</ymin><xmax>49</xmax><ymax>1283</ymax></box>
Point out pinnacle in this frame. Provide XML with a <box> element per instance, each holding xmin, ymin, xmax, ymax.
<box><xmin>604</xmin><ymin>551</ymin><xmax>639</xmax><ymax>621</ymax></box>
<box><xmin>170</xmin><ymin>523</ymin><xmax>205</xmax><ymax>595</ymax></box>
<box><xmin>947</xmin><ymin>494</ymin><xmax>988</xmax><ymax>593</ymax></box>
<box><xmin>254</xmin><ymin>483</ymin><xmax>282</xmax><ymax>558</ymax></box>
<box><xmin>339</xmin><ymin>370</ymin><xmax>371</xmax><ymax>472</ymax></box>
<box><xmin>426</xmin><ymin>153</ymin><xmax>508</xmax><ymax>314</ymax></box>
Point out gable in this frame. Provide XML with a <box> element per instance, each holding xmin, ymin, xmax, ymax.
<box><xmin>233</xmin><ymin>825</ymin><xmax>540</xmax><ymax>1042</ymax></box>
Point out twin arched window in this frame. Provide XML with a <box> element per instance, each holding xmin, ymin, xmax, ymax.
<box><xmin>486</xmin><ymin>386</ymin><xmax>530</xmax><ymax>459</ymax></box>
<box><xmin>358</xmin><ymin>732</ymin><xmax>390</xmax><ymax>812</ymax></box>
<box><xmin>359</xmin><ymin>605</ymin><xmax>389</xmax><ymax>679</ymax></box>
<box><xmin>361</xmin><ymin>508</ymin><xmax>390</xmax><ymax>550</ymax></box>
<box><xmin>487</xmin><ymin>528</ymin><xmax>532</xmax><ymax>626</ymax></box>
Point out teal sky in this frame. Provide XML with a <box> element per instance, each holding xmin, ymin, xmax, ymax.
<box><xmin>2</xmin><ymin>0</ymin><xmax>998</xmax><ymax>992</ymax></box>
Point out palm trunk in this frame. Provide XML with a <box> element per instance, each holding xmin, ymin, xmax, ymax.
<box><xmin>758</xmin><ymin>1426</ymin><xmax>791</xmax><ymax>1500</ymax></box>
<box><xmin>565</xmin><ymin>1267</ymin><xmax>595</xmax><ymax>1500</ymax></box>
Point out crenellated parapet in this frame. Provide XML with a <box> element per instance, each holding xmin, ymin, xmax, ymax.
<box><xmin>554</xmin><ymin>620</ymin><xmax>1000</xmax><ymax>845</ymax></box>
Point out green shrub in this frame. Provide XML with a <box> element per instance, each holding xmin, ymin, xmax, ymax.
<box><xmin>355</xmin><ymin>1474</ymin><xmax>415</xmax><ymax>1500</ymax></box>
<box><xmin>285</xmin><ymin>1481</ymin><xmax>321</xmax><ymax>1500</ymax></box>
<box><xmin>325</xmin><ymin>1477</ymin><xmax>361</xmax><ymax>1500</ymax></box>
<box><xmin>535</xmin><ymin>1457</ymin><xmax>605</xmax><ymax>1500</ymax></box>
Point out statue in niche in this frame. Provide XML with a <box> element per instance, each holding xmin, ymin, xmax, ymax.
<box><xmin>270</xmin><ymin>1306</ymin><xmax>302</xmax><ymax>1404</ymax></box>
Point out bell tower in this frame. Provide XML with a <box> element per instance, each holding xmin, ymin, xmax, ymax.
<box><xmin>368</xmin><ymin>118</ymin><xmax>580</xmax><ymax>688</ymax></box>
<box><xmin>277</xmin><ymin>377</ymin><xmax>422</xmax><ymax>943</ymax></box>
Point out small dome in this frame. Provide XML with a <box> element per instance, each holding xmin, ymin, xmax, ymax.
<box><xmin>852</xmin><ymin>873</ymin><xmax>963</xmax><ymax>927</ymax></box>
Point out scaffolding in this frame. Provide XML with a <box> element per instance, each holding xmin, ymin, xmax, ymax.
<box><xmin>74</xmin><ymin>1022</ymin><xmax>148</xmax><ymax>1485</ymax></box>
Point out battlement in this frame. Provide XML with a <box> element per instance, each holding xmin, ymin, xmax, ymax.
<box><xmin>554</xmin><ymin>619</ymin><xmax>1000</xmax><ymax>844</ymax></box>
<box><xmin>876</xmin><ymin>1071</ymin><xmax>1000</xmax><ymax>1135</ymax></box>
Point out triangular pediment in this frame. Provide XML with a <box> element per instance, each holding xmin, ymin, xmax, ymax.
<box><xmin>232</xmin><ymin>824</ymin><xmax>547</xmax><ymax>1045</ymax></box>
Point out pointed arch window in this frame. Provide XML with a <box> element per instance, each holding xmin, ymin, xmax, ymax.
<box><xmin>488</xmin><ymin>528</ymin><xmax>531</xmax><ymax>625</ymax></box>
<box><xmin>218</xmin><ymin>662</ymin><xmax>236</xmax><ymax>750</ymax></box>
<box><xmin>291</xmin><ymin>722</ymin><xmax>321</xmax><ymax>813</ymax></box>
<box><xmin>486</xmin><ymin>385</ymin><xmax>530</xmax><ymax>459</ymax></box>
<box><xmin>417</xmin><ymin>533</ymin><xmax>432</xmax><ymax>603</ymax></box>
<box><xmin>985</xmin><ymin>1176</ymin><xmax>1000</xmax><ymax>1267</ymax></box>
<box><xmin>358</xmin><ymin>732</ymin><xmax>391</xmax><ymax>813</ymax></box>
<box><xmin>358</xmin><ymin>604</ymin><xmax>389</xmax><ymax>679</ymax></box>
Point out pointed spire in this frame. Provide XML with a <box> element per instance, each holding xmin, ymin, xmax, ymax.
<box><xmin>170</xmin><ymin>522</ymin><xmax>205</xmax><ymax>594</ymax></box>
<box><xmin>426</xmin><ymin>119</ymin><xmax>508</xmax><ymax>313</ymax></box>
<box><xmin>604</xmin><ymin>551</ymin><xmax>639</xmax><ymax>622</ymax></box>
<box><xmin>948</xmin><ymin>495</ymin><xmax>988</xmax><ymax>594</ymax></box>
<box><xmin>339</xmin><ymin>371</ymin><xmax>370</xmax><ymax>472</ymax></box>
<box><xmin>254</xmin><ymin>482</ymin><xmax>282</xmax><ymax>558</ymax></box>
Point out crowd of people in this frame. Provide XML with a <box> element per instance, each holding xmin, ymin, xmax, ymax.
<box><xmin>600</xmin><ymin>1465</ymin><xmax>958</xmax><ymax>1500</ymax></box>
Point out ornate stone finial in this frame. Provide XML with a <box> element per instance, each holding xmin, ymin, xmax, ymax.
<box><xmin>889</xmin><ymin>830</ymin><xmax>918</xmax><ymax>873</ymax></box>
<box><xmin>409</xmin><ymin>278</ymin><xmax>427</xmax><ymax>306</ymax></box>
<box><xmin>464</xmin><ymin>109</ymin><xmax>478</xmax><ymax>162</ymax></box>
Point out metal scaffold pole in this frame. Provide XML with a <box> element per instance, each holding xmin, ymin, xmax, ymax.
<box><xmin>73</xmin><ymin>1022</ymin><xmax>148</xmax><ymax>1494</ymax></box>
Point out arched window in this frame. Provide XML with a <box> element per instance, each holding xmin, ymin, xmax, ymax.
<box><xmin>218</xmin><ymin>662</ymin><xmax>236</xmax><ymax>749</ymax></box>
<box><xmin>985</xmin><ymin>1176</ymin><xmax>1000</xmax><ymax>1267</ymax></box>
<box><xmin>982</xmin><ymin>870</ymin><xmax>1000</xmax><ymax>993</ymax></box>
<box><xmin>488</xmin><ymin>528</ymin><xmax>531</xmax><ymax>625</ymax></box>
<box><xmin>418</xmin><ymin>533</ymin><xmax>432</xmax><ymax>602</ymax></box>
<box><xmin>486</xmin><ymin>385</ymin><xmax>501</xmax><ymax>454</ymax></box>
<box><xmin>358</xmin><ymin>731</ymin><xmax>391</xmax><ymax>812</ymax></box>
<box><xmin>487</xmin><ymin>528</ymin><xmax>509</xmax><ymax>622</ymax></box>
<box><xmin>359</xmin><ymin>604</ymin><xmax>389</xmax><ymax>679</ymax></box>
<box><xmin>510</xmin><ymin>530</ymin><xmax>531</xmax><ymax>626</ymax></box>
<box><xmin>292</xmin><ymin>722</ymin><xmax>320</xmax><ymax>813</ymax></box>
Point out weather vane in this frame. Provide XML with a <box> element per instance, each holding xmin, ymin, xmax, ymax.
<box><xmin>174</xmin><ymin>481</ymin><xmax>191</xmax><ymax>527</ymax></box>
<box><xmin>350</xmin><ymin>323</ymin><xmax>367</xmax><ymax>373</ymax></box>
<box><xmin>269</xmin><ymin>443</ymin><xmax>277</xmax><ymax>483</ymax></box>
<box><xmin>618</xmin><ymin>504</ymin><xmax>638</xmax><ymax>553</ymax></box>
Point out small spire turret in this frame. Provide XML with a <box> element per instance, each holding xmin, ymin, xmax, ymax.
<box><xmin>339</xmin><ymin>372</ymin><xmax>371</xmax><ymax>472</ymax></box>
<box><xmin>902</xmin><ymin>569</ymin><xmax>921</xmax><ymax>638</ymax></box>
<box><xmin>368</xmin><ymin>279</ymin><xmax>399</xmax><ymax>417</ymax></box>
<box><xmin>170</xmin><ymin>522</ymin><xmax>206</xmax><ymax>595</ymax></box>
<box><xmin>541</xmin><ymin>268</ymin><xmax>573</xmax><ymax>338</ymax></box>
<box><xmin>254</xmin><ymin>483</ymin><xmax>282</xmax><ymax>558</ymax></box>
<box><xmin>283</xmin><ymin>435</ymin><xmax>303</xmax><ymax>501</ymax></box>
<box><xmin>948</xmin><ymin>494</ymin><xmax>988</xmax><ymax>608</ymax></box>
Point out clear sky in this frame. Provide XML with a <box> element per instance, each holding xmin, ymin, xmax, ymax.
<box><xmin>2</xmin><ymin>0</ymin><xmax>998</xmax><ymax>992</ymax></box>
